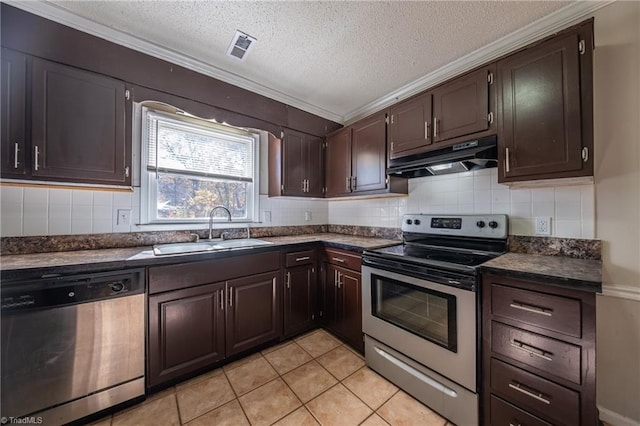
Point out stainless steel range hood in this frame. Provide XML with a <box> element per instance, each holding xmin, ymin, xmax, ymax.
<box><xmin>387</xmin><ymin>136</ymin><xmax>497</xmax><ymax>178</ymax></box>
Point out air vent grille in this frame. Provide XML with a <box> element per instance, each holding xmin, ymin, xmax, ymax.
<box><xmin>227</xmin><ymin>30</ymin><xmax>256</xmax><ymax>61</ymax></box>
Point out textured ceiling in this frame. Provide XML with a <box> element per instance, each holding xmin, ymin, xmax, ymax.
<box><xmin>49</xmin><ymin>1</ymin><xmax>570</xmax><ymax>122</ymax></box>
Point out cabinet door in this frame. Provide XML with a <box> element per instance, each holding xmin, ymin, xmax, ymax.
<box><xmin>388</xmin><ymin>93</ymin><xmax>432</xmax><ymax>159</ymax></box>
<box><xmin>320</xmin><ymin>263</ymin><xmax>337</xmax><ymax>327</ymax></box>
<box><xmin>432</xmin><ymin>66</ymin><xmax>492</xmax><ymax>143</ymax></box>
<box><xmin>31</xmin><ymin>57</ymin><xmax>129</xmax><ymax>185</ymax></box>
<box><xmin>148</xmin><ymin>282</ymin><xmax>225</xmax><ymax>388</ymax></box>
<box><xmin>325</xmin><ymin>127</ymin><xmax>352</xmax><ymax>197</ymax></box>
<box><xmin>335</xmin><ymin>266</ymin><xmax>363</xmax><ymax>352</ymax></box>
<box><xmin>1</xmin><ymin>48</ymin><xmax>28</xmax><ymax>177</ymax></box>
<box><xmin>282</xmin><ymin>129</ymin><xmax>306</xmax><ymax>196</ymax></box>
<box><xmin>352</xmin><ymin>112</ymin><xmax>387</xmax><ymax>193</ymax></box>
<box><xmin>226</xmin><ymin>271</ymin><xmax>281</xmax><ymax>356</ymax></box>
<box><xmin>306</xmin><ymin>135</ymin><xmax>324</xmax><ymax>196</ymax></box>
<box><xmin>498</xmin><ymin>32</ymin><xmax>584</xmax><ymax>181</ymax></box>
<box><xmin>284</xmin><ymin>264</ymin><xmax>317</xmax><ymax>337</ymax></box>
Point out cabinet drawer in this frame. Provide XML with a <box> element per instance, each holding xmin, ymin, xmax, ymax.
<box><xmin>285</xmin><ymin>249</ymin><xmax>316</xmax><ymax>267</ymax></box>
<box><xmin>323</xmin><ymin>248</ymin><xmax>361</xmax><ymax>271</ymax></box>
<box><xmin>490</xmin><ymin>394</ymin><xmax>551</xmax><ymax>426</ymax></box>
<box><xmin>492</xmin><ymin>322</ymin><xmax>581</xmax><ymax>384</ymax></box>
<box><xmin>491</xmin><ymin>358</ymin><xmax>579</xmax><ymax>426</ymax></box>
<box><xmin>491</xmin><ymin>284</ymin><xmax>582</xmax><ymax>338</ymax></box>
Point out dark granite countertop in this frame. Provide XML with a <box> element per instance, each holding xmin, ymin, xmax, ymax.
<box><xmin>480</xmin><ymin>252</ymin><xmax>602</xmax><ymax>293</ymax></box>
<box><xmin>0</xmin><ymin>233</ymin><xmax>399</xmax><ymax>281</ymax></box>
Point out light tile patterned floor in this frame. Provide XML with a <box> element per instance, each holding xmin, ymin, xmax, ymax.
<box><xmin>90</xmin><ymin>329</ymin><xmax>454</xmax><ymax>426</ymax></box>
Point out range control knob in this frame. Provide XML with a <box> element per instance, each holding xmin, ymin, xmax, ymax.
<box><xmin>476</xmin><ymin>221</ymin><xmax>486</xmax><ymax>228</ymax></box>
<box><xmin>414</xmin><ymin>219</ymin><xmax>421</xmax><ymax>225</ymax></box>
<box><xmin>406</xmin><ymin>219</ymin><xmax>413</xmax><ymax>225</ymax></box>
<box><xmin>488</xmin><ymin>221</ymin><xmax>499</xmax><ymax>229</ymax></box>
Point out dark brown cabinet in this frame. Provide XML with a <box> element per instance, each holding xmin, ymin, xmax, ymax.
<box><xmin>147</xmin><ymin>251</ymin><xmax>281</xmax><ymax>388</ymax></box>
<box><xmin>432</xmin><ymin>65</ymin><xmax>495</xmax><ymax>144</ymax></box>
<box><xmin>283</xmin><ymin>248</ymin><xmax>317</xmax><ymax>338</ymax></box>
<box><xmin>497</xmin><ymin>23</ymin><xmax>593</xmax><ymax>183</ymax></box>
<box><xmin>269</xmin><ymin>128</ymin><xmax>323</xmax><ymax>197</ymax></box>
<box><xmin>320</xmin><ymin>248</ymin><xmax>363</xmax><ymax>352</ymax></box>
<box><xmin>325</xmin><ymin>127</ymin><xmax>353</xmax><ymax>197</ymax></box>
<box><xmin>1</xmin><ymin>48</ymin><xmax>28</xmax><ymax>178</ymax></box>
<box><xmin>482</xmin><ymin>273</ymin><xmax>597</xmax><ymax>426</ymax></box>
<box><xmin>388</xmin><ymin>93</ymin><xmax>432</xmax><ymax>159</ymax></box>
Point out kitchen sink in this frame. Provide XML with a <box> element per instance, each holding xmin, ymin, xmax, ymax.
<box><xmin>152</xmin><ymin>238</ymin><xmax>273</xmax><ymax>256</ymax></box>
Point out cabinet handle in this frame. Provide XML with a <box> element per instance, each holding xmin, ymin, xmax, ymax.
<box><xmin>334</xmin><ymin>269</ymin><xmax>338</xmax><ymax>288</ymax></box>
<box><xmin>509</xmin><ymin>302</ymin><xmax>552</xmax><ymax>317</ymax></box>
<box><xmin>508</xmin><ymin>382</ymin><xmax>550</xmax><ymax>405</ymax></box>
<box><xmin>433</xmin><ymin>118</ymin><xmax>438</xmax><ymax>138</ymax></box>
<box><xmin>295</xmin><ymin>256</ymin><xmax>310</xmax><ymax>262</ymax></box>
<box><xmin>424</xmin><ymin>122</ymin><xmax>430</xmax><ymax>141</ymax></box>
<box><xmin>286</xmin><ymin>272</ymin><xmax>291</xmax><ymax>289</ymax></box>
<box><xmin>332</xmin><ymin>257</ymin><xmax>346</xmax><ymax>263</ymax></box>
<box><xmin>14</xmin><ymin>143</ymin><xmax>19</xmax><ymax>168</ymax></box>
<box><xmin>219</xmin><ymin>290</ymin><xmax>224</xmax><ymax>311</ymax></box>
<box><xmin>352</xmin><ymin>176</ymin><xmax>357</xmax><ymax>190</ymax></box>
<box><xmin>306</xmin><ymin>179</ymin><xmax>310</xmax><ymax>192</ymax></box>
<box><xmin>34</xmin><ymin>146</ymin><xmax>40</xmax><ymax>171</ymax></box>
<box><xmin>345</xmin><ymin>177</ymin><xmax>351</xmax><ymax>192</ymax></box>
<box><xmin>229</xmin><ymin>287</ymin><xmax>233</xmax><ymax>307</ymax></box>
<box><xmin>391</xmin><ymin>114</ymin><xmax>394</xmax><ymax>124</ymax></box>
<box><xmin>337</xmin><ymin>271</ymin><xmax>342</xmax><ymax>288</ymax></box>
<box><xmin>510</xmin><ymin>339</ymin><xmax>553</xmax><ymax>361</ymax></box>
<box><xmin>505</xmin><ymin>147</ymin><xmax>511</xmax><ymax>173</ymax></box>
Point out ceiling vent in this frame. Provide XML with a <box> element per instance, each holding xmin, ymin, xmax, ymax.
<box><xmin>226</xmin><ymin>30</ymin><xmax>256</xmax><ymax>61</ymax></box>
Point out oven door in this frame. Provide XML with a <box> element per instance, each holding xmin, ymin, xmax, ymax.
<box><xmin>362</xmin><ymin>265</ymin><xmax>477</xmax><ymax>392</ymax></box>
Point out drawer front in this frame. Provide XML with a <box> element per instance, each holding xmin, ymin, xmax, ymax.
<box><xmin>285</xmin><ymin>249</ymin><xmax>316</xmax><ymax>267</ymax></box>
<box><xmin>323</xmin><ymin>248</ymin><xmax>361</xmax><ymax>271</ymax></box>
<box><xmin>492</xmin><ymin>322</ymin><xmax>582</xmax><ymax>384</ymax></box>
<box><xmin>490</xmin><ymin>394</ymin><xmax>551</xmax><ymax>426</ymax></box>
<box><xmin>491</xmin><ymin>284</ymin><xmax>582</xmax><ymax>338</ymax></box>
<box><xmin>491</xmin><ymin>358</ymin><xmax>580</xmax><ymax>426</ymax></box>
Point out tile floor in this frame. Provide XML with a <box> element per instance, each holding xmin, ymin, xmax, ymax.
<box><xmin>90</xmin><ymin>329</ymin><xmax>454</xmax><ymax>426</ymax></box>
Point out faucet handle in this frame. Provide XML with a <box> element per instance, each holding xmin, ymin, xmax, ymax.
<box><xmin>190</xmin><ymin>233</ymin><xmax>200</xmax><ymax>242</ymax></box>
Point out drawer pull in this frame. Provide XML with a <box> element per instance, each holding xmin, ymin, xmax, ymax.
<box><xmin>509</xmin><ymin>302</ymin><xmax>552</xmax><ymax>317</ymax></box>
<box><xmin>295</xmin><ymin>256</ymin><xmax>310</xmax><ymax>262</ymax></box>
<box><xmin>510</xmin><ymin>339</ymin><xmax>553</xmax><ymax>362</ymax></box>
<box><xmin>508</xmin><ymin>382</ymin><xmax>550</xmax><ymax>405</ymax></box>
<box><xmin>332</xmin><ymin>257</ymin><xmax>346</xmax><ymax>263</ymax></box>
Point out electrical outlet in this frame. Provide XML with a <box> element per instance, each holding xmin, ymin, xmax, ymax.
<box><xmin>535</xmin><ymin>216</ymin><xmax>552</xmax><ymax>236</ymax></box>
<box><xmin>304</xmin><ymin>211</ymin><xmax>312</xmax><ymax>221</ymax></box>
<box><xmin>114</xmin><ymin>209</ymin><xmax>131</xmax><ymax>232</ymax></box>
<box><xmin>263</xmin><ymin>211</ymin><xmax>272</xmax><ymax>223</ymax></box>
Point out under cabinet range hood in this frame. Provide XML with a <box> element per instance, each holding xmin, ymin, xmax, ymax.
<box><xmin>387</xmin><ymin>136</ymin><xmax>498</xmax><ymax>178</ymax></box>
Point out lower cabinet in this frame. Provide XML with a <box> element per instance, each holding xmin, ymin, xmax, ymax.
<box><xmin>320</xmin><ymin>248</ymin><xmax>363</xmax><ymax>352</ymax></box>
<box><xmin>283</xmin><ymin>257</ymin><xmax>317</xmax><ymax>337</ymax></box>
<box><xmin>147</xmin><ymin>251</ymin><xmax>281</xmax><ymax>388</ymax></box>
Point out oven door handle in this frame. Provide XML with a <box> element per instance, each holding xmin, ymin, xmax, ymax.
<box><xmin>373</xmin><ymin>346</ymin><xmax>458</xmax><ymax>398</ymax></box>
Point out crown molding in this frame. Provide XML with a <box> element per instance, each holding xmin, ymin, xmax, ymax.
<box><xmin>5</xmin><ymin>0</ymin><xmax>344</xmax><ymax>124</ymax></box>
<box><xmin>343</xmin><ymin>0</ymin><xmax>614</xmax><ymax>125</ymax></box>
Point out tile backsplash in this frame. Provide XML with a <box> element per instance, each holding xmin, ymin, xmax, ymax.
<box><xmin>1</xmin><ymin>168</ymin><xmax>594</xmax><ymax>239</ymax></box>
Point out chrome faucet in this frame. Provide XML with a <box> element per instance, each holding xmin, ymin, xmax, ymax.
<box><xmin>208</xmin><ymin>206</ymin><xmax>232</xmax><ymax>240</ymax></box>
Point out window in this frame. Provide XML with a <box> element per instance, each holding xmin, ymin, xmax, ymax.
<box><xmin>140</xmin><ymin>107</ymin><xmax>259</xmax><ymax>224</ymax></box>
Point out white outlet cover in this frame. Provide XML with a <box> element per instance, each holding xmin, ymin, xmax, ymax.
<box><xmin>535</xmin><ymin>216</ymin><xmax>552</xmax><ymax>236</ymax></box>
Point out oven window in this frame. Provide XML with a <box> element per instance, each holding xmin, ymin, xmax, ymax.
<box><xmin>371</xmin><ymin>274</ymin><xmax>457</xmax><ymax>352</ymax></box>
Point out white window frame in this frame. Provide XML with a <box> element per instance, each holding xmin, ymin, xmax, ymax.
<box><xmin>139</xmin><ymin>106</ymin><xmax>260</xmax><ymax>225</ymax></box>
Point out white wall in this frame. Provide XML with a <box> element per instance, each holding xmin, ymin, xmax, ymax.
<box><xmin>329</xmin><ymin>168</ymin><xmax>595</xmax><ymax>238</ymax></box>
<box><xmin>592</xmin><ymin>2</ymin><xmax>640</xmax><ymax>425</ymax></box>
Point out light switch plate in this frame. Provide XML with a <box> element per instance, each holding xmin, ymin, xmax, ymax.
<box><xmin>114</xmin><ymin>209</ymin><xmax>131</xmax><ymax>232</ymax></box>
<box><xmin>263</xmin><ymin>210</ymin><xmax>272</xmax><ymax>223</ymax></box>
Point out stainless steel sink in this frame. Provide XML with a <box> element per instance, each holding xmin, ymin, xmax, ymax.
<box><xmin>152</xmin><ymin>238</ymin><xmax>273</xmax><ymax>256</ymax></box>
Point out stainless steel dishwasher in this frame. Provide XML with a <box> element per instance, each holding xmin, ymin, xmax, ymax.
<box><xmin>1</xmin><ymin>269</ymin><xmax>145</xmax><ymax>425</ymax></box>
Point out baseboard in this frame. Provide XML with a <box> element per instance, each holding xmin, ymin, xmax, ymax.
<box><xmin>599</xmin><ymin>405</ymin><xmax>640</xmax><ymax>426</ymax></box>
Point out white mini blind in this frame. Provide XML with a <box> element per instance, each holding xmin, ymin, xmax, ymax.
<box><xmin>146</xmin><ymin>111</ymin><xmax>254</xmax><ymax>182</ymax></box>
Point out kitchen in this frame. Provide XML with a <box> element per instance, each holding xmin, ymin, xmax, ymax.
<box><xmin>0</xmin><ymin>1</ymin><xmax>638</xmax><ymax>426</ymax></box>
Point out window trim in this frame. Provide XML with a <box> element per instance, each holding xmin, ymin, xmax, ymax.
<box><xmin>139</xmin><ymin>105</ymin><xmax>260</xmax><ymax>225</ymax></box>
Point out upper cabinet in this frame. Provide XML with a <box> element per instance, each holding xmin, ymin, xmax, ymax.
<box><xmin>388</xmin><ymin>93</ymin><xmax>432</xmax><ymax>159</ymax></box>
<box><xmin>325</xmin><ymin>111</ymin><xmax>407</xmax><ymax>198</ymax></box>
<box><xmin>497</xmin><ymin>22</ymin><xmax>594</xmax><ymax>183</ymax></box>
<box><xmin>1</xmin><ymin>48</ymin><xmax>27</xmax><ymax>178</ymax></box>
<box><xmin>0</xmin><ymin>49</ymin><xmax>131</xmax><ymax>186</ymax></box>
<box><xmin>269</xmin><ymin>128</ymin><xmax>324</xmax><ymax>197</ymax></box>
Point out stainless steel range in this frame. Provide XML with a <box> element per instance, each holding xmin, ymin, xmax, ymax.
<box><xmin>362</xmin><ymin>214</ymin><xmax>508</xmax><ymax>426</ymax></box>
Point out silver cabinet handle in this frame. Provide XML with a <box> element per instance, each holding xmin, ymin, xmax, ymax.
<box><xmin>337</xmin><ymin>271</ymin><xmax>342</xmax><ymax>288</ymax></box>
<box><xmin>306</xmin><ymin>179</ymin><xmax>310</xmax><ymax>192</ymax></box>
<box><xmin>433</xmin><ymin>117</ymin><xmax>438</xmax><ymax>138</ymax></box>
<box><xmin>390</xmin><ymin>114</ymin><xmax>394</xmax><ymax>124</ymax></box>
<box><xmin>509</xmin><ymin>302</ymin><xmax>552</xmax><ymax>317</ymax></box>
<box><xmin>14</xmin><ymin>143</ymin><xmax>19</xmax><ymax>168</ymax></box>
<box><xmin>229</xmin><ymin>287</ymin><xmax>233</xmax><ymax>307</ymax></box>
<box><xmin>505</xmin><ymin>147</ymin><xmax>511</xmax><ymax>173</ymax></box>
<box><xmin>34</xmin><ymin>146</ymin><xmax>40</xmax><ymax>171</ymax></box>
<box><xmin>508</xmin><ymin>383</ymin><xmax>550</xmax><ymax>405</ymax></box>
<box><xmin>295</xmin><ymin>256</ymin><xmax>310</xmax><ymax>262</ymax></box>
<box><xmin>352</xmin><ymin>176</ymin><xmax>357</xmax><ymax>190</ymax></box>
<box><xmin>345</xmin><ymin>177</ymin><xmax>351</xmax><ymax>192</ymax></box>
<box><xmin>334</xmin><ymin>269</ymin><xmax>338</xmax><ymax>288</ymax></box>
<box><xmin>332</xmin><ymin>257</ymin><xmax>346</xmax><ymax>263</ymax></box>
<box><xmin>286</xmin><ymin>271</ymin><xmax>291</xmax><ymax>289</ymax></box>
<box><xmin>219</xmin><ymin>289</ymin><xmax>224</xmax><ymax>311</ymax></box>
<box><xmin>510</xmin><ymin>339</ymin><xmax>553</xmax><ymax>361</ymax></box>
<box><xmin>424</xmin><ymin>122</ymin><xmax>430</xmax><ymax>141</ymax></box>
